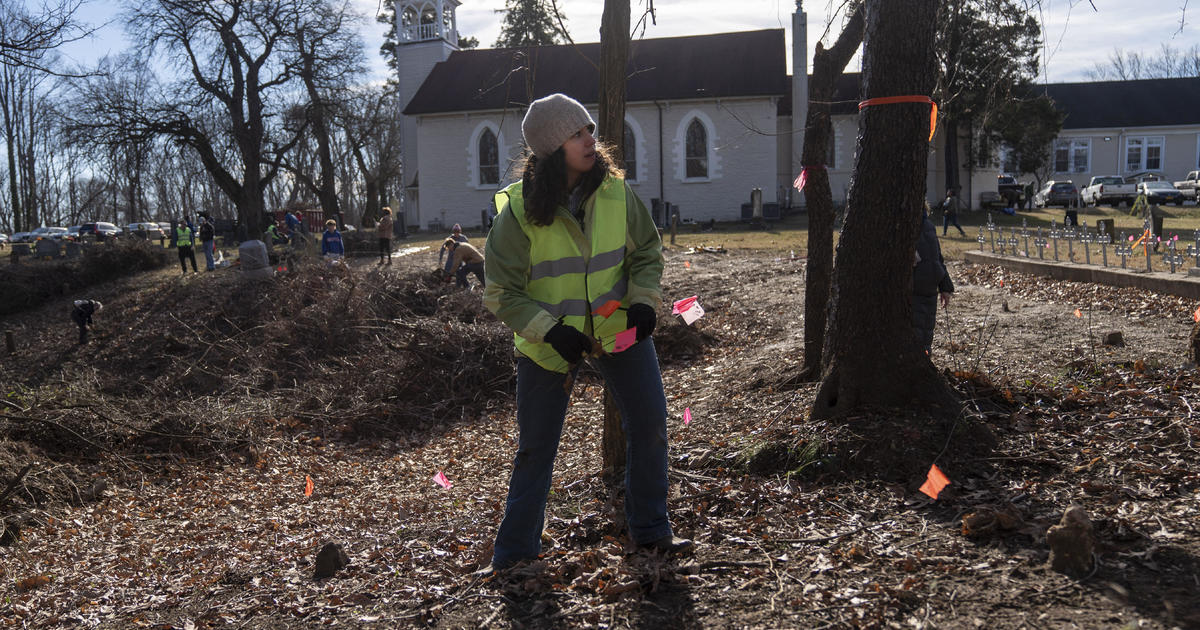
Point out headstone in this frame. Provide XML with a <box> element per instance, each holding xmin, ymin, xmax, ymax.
<box><xmin>65</xmin><ymin>241</ymin><xmax>82</xmax><ymax>259</ymax></box>
<box><xmin>313</xmin><ymin>542</ymin><xmax>349</xmax><ymax>580</ymax></box>
<box><xmin>1164</xmin><ymin>239</ymin><xmax>1184</xmax><ymax>273</ymax></box>
<box><xmin>239</xmin><ymin>239</ymin><xmax>273</xmax><ymax>280</ymax></box>
<box><xmin>1063</xmin><ymin>224</ymin><xmax>1077</xmax><ymax>261</ymax></box>
<box><xmin>1096</xmin><ymin>219</ymin><xmax>1115</xmax><ymax>242</ymax></box>
<box><xmin>35</xmin><ymin>238</ymin><xmax>60</xmax><ymax>259</ymax></box>
<box><xmin>1102</xmin><ymin>331</ymin><xmax>1125</xmax><ymax>347</ymax></box>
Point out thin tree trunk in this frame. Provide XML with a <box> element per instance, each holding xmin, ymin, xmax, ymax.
<box><xmin>799</xmin><ymin>6</ymin><xmax>864</xmax><ymax>380</ymax></box>
<box><xmin>598</xmin><ymin>0</ymin><xmax>631</xmax><ymax>483</ymax></box>
<box><xmin>812</xmin><ymin>0</ymin><xmax>958</xmax><ymax>420</ymax></box>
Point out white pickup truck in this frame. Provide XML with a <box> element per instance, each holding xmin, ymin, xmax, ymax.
<box><xmin>1081</xmin><ymin>175</ymin><xmax>1137</xmax><ymax>206</ymax></box>
<box><xmin>1174</xmin><ymin>171</ymin><xmax>1200</xmax><ymax>201</ymax></box>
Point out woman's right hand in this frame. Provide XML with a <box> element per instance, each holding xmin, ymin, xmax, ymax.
<box><xmin>544</xmin><ymin>323</ymin><xmax>593</xmax><ymax>363</ymax></box>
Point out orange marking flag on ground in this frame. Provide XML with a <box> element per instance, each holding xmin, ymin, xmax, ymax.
<box><xmin>1194</xmin><ymin>305</ymin><xmax>1200</xmax><ymax>322</ymax></box>
<box><xmin>304</xmin><ymin>475</ymin><xmax>314</xmax><ymax>497</ymax></box>
<box><xmin>918</xmin><ymin>464</ymin><xmax>950</xmax><ymax>499</ymax></box>
<box><xmin>1074</xmin><ymin>309</ymin><xmax>1082</xmax><ymax>318</ymax></box>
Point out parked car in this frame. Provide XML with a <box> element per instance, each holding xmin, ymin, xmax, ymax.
<box><xmin>78</xmin><ymin>222</ymin><xmax>121</xmax><ymax>240</ymax></box>
<box><xmin>996</xmin><ymin>174</ymin><xmax>1024</xmax><ymax>207</ymax></box>
<box><xmin>125</xmin><ymin>222</ymin><xmax>166</xmax><ymax>240</ymax></box>
<box><xmin>1137</xmin><ymin>181</ymin><xmax>1185</xmax><ymax>205</ymax></box>
<box><xmin>1175</xmin><ymin>170</ymin><xmax>1200</xmax><ymax>201</ymax></box>
<box><xmin>1081</xmin><ymin>175</ymin><xmax>1136</xmax><ymax>207</ymax></box>
<box><xmin>157</xmin><ymin>221</ymin><xmax>172</xmax><ymax>234</ymax></box>
<box><xmin>1034</xmin><ymin>181</ymin><xmax>1080</xmax><ymax>208</ymax></box>
<box><xmin>31</xmin><ymin>226</ymin><xmax>69</xmax><ymax>241</ymax></box>
<box><xmin>11</xmin><ymin>231</ymin><xmax>32</xmax><ymax>243</ymax></box>
<box><xmin>65</xmin><ymin>226</ymin><xmax>81</xmax><ymax>241</ymax></box>
<box><xmin>0</xmin><ymin>233</ymin><xmax>8</xmax><ymax>246</ymax></box>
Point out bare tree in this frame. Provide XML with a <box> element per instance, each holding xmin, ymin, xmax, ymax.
<box><xmin>812</xmin><ymin>0</ymin><xmax>959</xmax><ymax>420</ymax></box>
<box><xmin>0</xmin><ymin>0</ymin><xmax>87</xmax><ymax>72</ymax></box>
<box><xmin>798</xmin><ymin>3</ymin><xmax>864</xmax><ymax>381</ymax></box>
<box><xmin>1087</xmin><ymin>44</ymin><xmax>1200</xmax><ymax>80</ymax></box>
<box><xmin>339</xmin><ymin>86</ymin><xmax>402</xmax><ymax>228</ymax></box>
<box><xmin>115</xmin><ymin>0</ymin><xmax>311</xmax><ymax>239</ymax></box>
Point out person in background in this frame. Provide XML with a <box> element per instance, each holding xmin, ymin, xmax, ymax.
<box><xmin>913</xmin><ymin>205</ymin><xmax>954</xmax><ymax>355</ymax></box>
<box><xmin>438</xmin><ymin>223</ymin><xmax>469</xmax><ymax>274</ymax></box>
<box><xmin>70</xmin><ymin>299</ymin><xmax>103</xmax><ymax>344</ymax></box>
<box><xmin>482</xmin><ymin>93</ymin><xmax>690</xmax><ymax>573</ymax></box>
<box><xmin>377</xmin><ymin>207</ymin><xmax>394</xmax><ymax>265</ymax></box>
<box><xmin>265</xmin><ymin>222</ymin><xmax>289</xmax><ymax>247</ymax></box>
<box><xmin>284</xmin><ymin>209</ymin><xmax>304</xmax><ymax>244</ymax></box>
<box><xmin>940</xmin><ymin>187</ymin><xmax>967</xmax><ymax>237</ymax></box>
<box><xmin>320</xmin><ymin>219</ymin><xmax>344</xmax><ymax>260</ymax></box>
<box><xmin>199</xmin><ymin>216</ymin><xmax>216</xmax><ymax>271</ymax></box>
<box><xmin>443</xmin><ymin>237</ymin><xmax>485</xmax><ymax>288</ymax></box>
<box><xmin>176</xmin><ymin>220</ymin><xmax>198</xmax><ymax>273</ymax></box>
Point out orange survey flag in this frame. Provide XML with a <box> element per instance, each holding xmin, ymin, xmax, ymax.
<box><xmin>1074</xmin><ymin>309</ymin><xmax>1082</xmax><ymax>318</ymax></box>
<box><xmin>1193</xmin><ymin>305</ymin><xmax>1200</xmax><ymax>322</ymax></box>
<box><xmin>918</xmin><ymin>464</ymin><xmax>950</xmax><ymax>499</ymax></box>
<box><xmin>304</xmin><ymin>475</ymin><xmax>314</xmax><ymax>497</ymax></box>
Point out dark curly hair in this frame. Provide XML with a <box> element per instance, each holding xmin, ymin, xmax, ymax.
<box><xmin>516</xmin><ymin>142</ymin><xmax>624</xmax><ymax>227</ymax></box>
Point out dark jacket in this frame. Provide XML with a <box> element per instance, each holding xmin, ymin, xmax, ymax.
<box><xmin>71</xmin><ymin>300</ymin><xmax>100</xmax><ymax>325</ymax></box>
<box><xmin>912</xmin><ymin>215</ymin><xmax>953</xmax><ymax>352</ymax></box>
<box><xmin>199</xmin><ymin>222</ymin><xmax>215</xmax><ymax>242</ymax></box>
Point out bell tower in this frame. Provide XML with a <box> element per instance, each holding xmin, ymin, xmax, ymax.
<box><xmin>395</xmin><ymin>0</ymin><xmax>461</xmax><ymax>228</ymax></box>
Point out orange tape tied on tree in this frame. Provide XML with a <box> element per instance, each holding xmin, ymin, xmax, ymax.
<box><xmin>857</xmin><ymin>96</ymin><xmax>938</xmax><ymax>142</ymax></box>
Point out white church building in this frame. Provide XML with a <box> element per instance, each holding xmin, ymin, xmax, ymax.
<box><xmin>395</xmin><ymin>1</ymin><xmax>1161</xmax><ymax>231</ymax></box>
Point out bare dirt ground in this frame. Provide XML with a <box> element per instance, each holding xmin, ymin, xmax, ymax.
<box><xmin>0</xmin><ymin>244</ymin><xmax>1197</xmax><ymax>629</ymax></box>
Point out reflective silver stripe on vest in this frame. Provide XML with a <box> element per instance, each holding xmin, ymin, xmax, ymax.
<box><xmin>587</xmin><ymin>246</ymin><xmax>625</xmax><ymax>274</ymax></box>
<box><xmin>535</xmin><ymin>299</ymin><xmax>591</xmax><ymax>318</ymax></box>
<box><xmin>589</xmin><ymin>277</ymin><xmax>629</xmax><ymax>311</ymax></box>
<box><xmin>529</xmin><ymin>256</ymin><xmax>586</xmax><ymax>280</ymax></box>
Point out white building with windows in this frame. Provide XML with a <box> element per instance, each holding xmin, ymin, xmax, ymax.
<box><xmin>391</xmin><ymin>1</ymin><xmax>1200</xmax><ymax>230</ymax></box>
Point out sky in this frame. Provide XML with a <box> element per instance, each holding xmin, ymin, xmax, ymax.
<box><xmin>53</xmin><ymin>0</ymin><xmax>1200</xmax><ymax>85</ymax></box>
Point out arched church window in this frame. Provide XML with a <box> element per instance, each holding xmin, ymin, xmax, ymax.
<box><xmin>623</xmin><ymin>122</ymin><xmax>638</xmax><ymax>181</ymax></box>
<box><xmin>478</xmin><ymin>128</ymin><xmax>499</xmax><ymax>185</ymax></box>
<box><xmin>685</xmin><ymin>119</ymin><xmax>708</xmax><ymax>179</ymax></box>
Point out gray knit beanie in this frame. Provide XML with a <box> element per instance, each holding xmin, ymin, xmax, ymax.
<box><xmin>521</xmin><ymin>94</ymin><xmax>596</xmax><ymax>159</ymax></box>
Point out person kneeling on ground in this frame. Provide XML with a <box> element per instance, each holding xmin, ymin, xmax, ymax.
<box><xmin>443</xmin><ymin>237</ymin><xmax>485</xmax><ymax>288</ymax></box>
<box><xmin>70</xmin><ymin>299</ymin><xmax>103</xmax><ymax>344</ymax></box>
<box><xmin>320</xmin><ymin>219</ymin><xmax>344</xmax><ymax>261</ymax></box>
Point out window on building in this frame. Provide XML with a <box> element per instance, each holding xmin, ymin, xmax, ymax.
<box><xmin>1125</xmin><ymin>136</ymin><xmax>1163</xmax><ymax>172</ymax></box>
<box><xmin>1054</xmin><ymin>138</ymin><xmax>1090</xmax><ymax>173</ymax></box>
<box><xmin>623</xmin><ymin>122</ymin><xmax>637</xmax><ymax>181</ymax></box>
<box><xmin>478</xmin><ymin>128</ymin><xmax>499</xmax><ymax>185</ymax></box>
<box><xmin>685</xmin><ymin>119</ymin><xmax>708</xmax><ymax>179</ymax></box>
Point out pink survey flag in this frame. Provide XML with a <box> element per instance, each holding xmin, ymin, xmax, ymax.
<box><xmin>683</xmin><ymin>407</ymin><xmax>692</xmax><ymax>426</ymax></box>
<box><xmin>672</xmin><ymin>296</ymin><xmax>705</xmax><ymax>325</ymax></box>
<box><xmin>432</xmin><ymin>470</ymin><xmax>452</xmax><ymax>489</ymax></box>
<box><xmin>612</xmin><ymin>327</ymin><xmax>637</xmax><ymax>353</ymax></box>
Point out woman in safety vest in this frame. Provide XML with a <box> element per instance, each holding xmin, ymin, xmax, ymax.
<box><xmin>482</xmin><ymin>93</ymin><xmax>691</xmax><ymax>572</ymax></box>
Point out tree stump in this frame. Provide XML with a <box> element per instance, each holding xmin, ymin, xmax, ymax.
<box><xmin>1101</xmin><ymin>331</ymin><xmax>1124</xmax><ymax>347</ymax></box>
<box><xmin>1046</xmin><ymin>506</ymin><xmax>1095</xmax><ymax>578</ymax></box>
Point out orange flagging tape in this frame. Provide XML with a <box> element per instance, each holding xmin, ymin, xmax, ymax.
<box><xmin>918</xmin><ymin>464</ymin><xmax>950</xmax><ymax>499</ymax></box>
<box><xmin>304</xmin><ymin>475</ymin><xmax>314</xmax><ymax>497</ymax></box>
<box><xmin>858</xmin><ymin>95</ymin><xmax>938</xmax><ymax>142</ymax></box>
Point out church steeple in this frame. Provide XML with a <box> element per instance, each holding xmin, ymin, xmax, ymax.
<box><xmin>396</xmin><ymin>0</ymin><xmax>461</xmax><ymax>46</ymax></box>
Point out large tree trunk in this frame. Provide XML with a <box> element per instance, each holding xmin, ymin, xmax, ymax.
<box><xmin>812</xmin><ymin>0</ymin><xmax>959</xmax><ymax>420</ymax></box>
<box><xmin>799</xmin><ymin>7</ymin><xmax>864</xmax><ymax>380</ymax></box>
<box><xmin>598</xmin><ymin>0</ymin><xmax>631</xmax><ymax>483</ymax></box>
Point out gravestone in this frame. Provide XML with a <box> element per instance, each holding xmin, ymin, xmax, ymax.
<box><xmin>1079</xmin><ymin>224</ymin><xmax>1093</xmax><ymax>265</ymax></box>
<box><xmin>1098</xmin><ymin>230</ymin><xmax>1111</xmax><ymax>267</ymax></box>
<box><xmin>1033</xmin><ymin>228</ymin><xmax>1047</xmax><ymax>260</ymax></box>
<box><xmin>35</xmin><ymin>238</ymin><xmax>60</xmax><ymax>259</ymax></box>
<box><xmin>1063</xmin><ymin>224</ymin><xmax>1078</xmax><ymax>261</ymax></box>
<box><xmin>1164</xmin><ymin>239</ymin><xmax>1184</xmax><ymax>273</ymax></box>
<box><xmin>1095</xmin><ymin>219</ymin><xmax>1115</xmax><ymax>242</ymax></box>
<box><xmin>1049</xmin><ymin>220</ymin><xmax>1062</xmax><ymax>262</ymax></box>
<box><xmin>239</xmin><ymin>239</ymin><xmax>273</xmax><ymax>280</ymax></box>
<box><xmin>65</xmin><ymin>241</ymin><xmax>82</xmax><ymax>258</ymax></box>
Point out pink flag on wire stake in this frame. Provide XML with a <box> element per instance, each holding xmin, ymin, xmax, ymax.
<box><xmin>432</xmin><ymin>471</ymin><xmax>452</xmax><ymax>489</ymax></box>
<box><xmin>612</xmin><ymin>328</ymin><xmax>637</xmax><ymax>353</ymax></box>
<box><xmin>683</xmin><ymin>407</ymin><xmax>692</xmax><ymax>426</ymax></box>
<box><xmin>672</xmin><ymin>296</ymin><xmax>705</xmax><ymax>325</ymax></box>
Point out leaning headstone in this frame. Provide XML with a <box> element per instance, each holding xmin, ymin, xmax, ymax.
<box><xmin>238</xmin><ymin>239</ymin><xmax>273</xmax><ymax>280</ymax></box>
<box><xmin>35</xmin><ymin>238</ymin><xmax>61</xmax><ymax>259</ymax></box>
<box><xmin>1101</xmin><ymin>331</ymin><xmax>1125</xmax><ymax>347</ymax></box>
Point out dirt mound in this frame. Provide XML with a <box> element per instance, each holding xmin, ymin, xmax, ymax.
<box><xmin>0</xmin><ymin>240</ymin><xmax>169</xmax><ymax>316</ymax></box>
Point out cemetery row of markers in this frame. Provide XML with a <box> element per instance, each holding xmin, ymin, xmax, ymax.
<box><xmin>978</xmin><ymin>214</ymin><xmax>1198</xmax><ymax>274</ymax></box>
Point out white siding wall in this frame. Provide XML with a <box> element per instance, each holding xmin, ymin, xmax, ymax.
<box><xmin>413</xmin><ymin>98</ymin><xmax>782</xmax><ymax>228</ymax></box>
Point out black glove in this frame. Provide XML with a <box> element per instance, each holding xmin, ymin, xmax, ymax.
<box><xmin>626</xmin><ymin>303</ymin><xmax>657</xmax><ymax>342</ymax></box>
<box><xmin>544</xmin><ymin>323</ymin><xmax>593</xmax><ymax>363</ymax></box>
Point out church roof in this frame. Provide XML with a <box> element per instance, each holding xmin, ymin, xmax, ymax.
<box><xmin>1039</xmin><ymin>77</ymin><xmax>1200</xmax><ymax>129</ymax></box>
<box><xmin>403</xmin><ymin>29</ymin><xmax>787</xmax><ymax>115</ymax></box>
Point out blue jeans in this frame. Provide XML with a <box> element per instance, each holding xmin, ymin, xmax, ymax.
<box><xmin>202</xmin><ymin>240</ymin><xmax>215</xmax><ymax>270</ymax></box>
<box><xmin>492</xmin><ymin>338</ymin><xmax>673</xmax><ymax>569</ymax></box>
